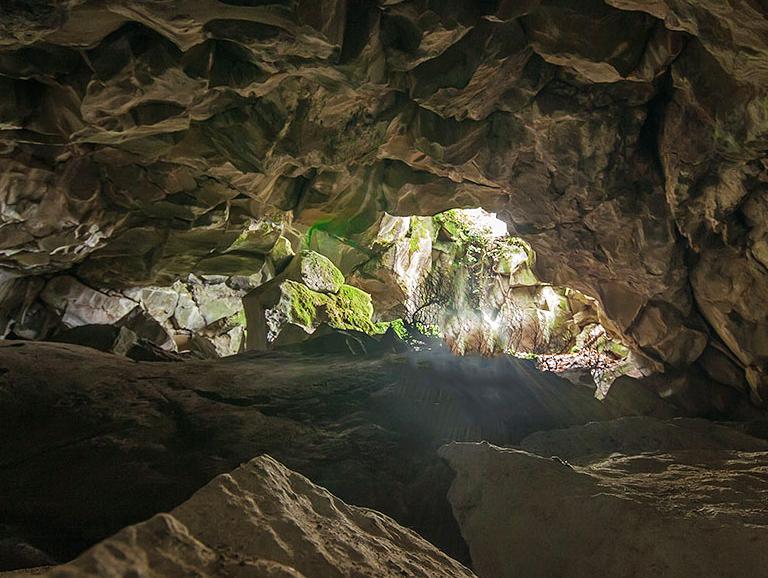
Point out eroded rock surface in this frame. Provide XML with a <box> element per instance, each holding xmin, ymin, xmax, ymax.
<box><xmin>24</xmin><ymin>455</ymin><xmax>474</xmax><ymax>578</ymax></box>
<box><xmin>0</xmin><ymin>338</ymin><xmax>671</xmax><ymax>569</ymax></box>
<box><xmin>441</xmin><ymin>418</ymin><xmax>768</xmax><ymax>578</ymax></box>
<box><xmin>0</xmin><ymin>1</ymin><xmax>766</xmax><ymax>401</ymax></box>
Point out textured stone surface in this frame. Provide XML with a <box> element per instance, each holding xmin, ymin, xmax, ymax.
<box><xmin>0</xmin><ymin>1</ymin><xmax>766</xmax><ymax>400</ymax></box>
<box><xmin>27</xmin><ymin>455</ymin><xmax>474</xmax><ymax>578</ymax></box>
<box><xmin>0</xmin><ymin>338</ymin><xmax>675</xmax><ymax>569</ymax></box>
<box><xmin>39</xmin><ymin>276</ymin><xmax>136</xmax><ymax>327</ymax></box>
<box><xmin>244</xmin><ymin>251</ymin><xmax>382</xmax><ymax>349</ymax></box>
<box><xmin>441</xmin><ymin>431</ymin><xmax>768</xmax><ymax>578</ymax></box>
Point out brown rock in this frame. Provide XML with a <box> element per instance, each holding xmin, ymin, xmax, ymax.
<box><xmin>441</xmin><ymin>434</ymin><xmax>768</xmax><ymax>578</ymax></box>
<box><xmin>32</xmin><ymin>455</ymin><xmax>475</xmax><ymax>578</ymax></box>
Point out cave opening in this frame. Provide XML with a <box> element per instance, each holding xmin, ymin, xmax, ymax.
<box><xmin>0</xmin><ymin>204</ymin><xmax>639</xmax><ymax>398</ymax></box>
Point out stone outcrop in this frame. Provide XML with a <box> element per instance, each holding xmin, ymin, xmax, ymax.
<box><xmin>440</xmin><ymin>417</ymin><xmax>768</xmax><ymax>578</ymax></box>
<box><xmin>0</xmin><ymin>1</ymin><xmax>766</xmax><ymax>402</ymax></box>
<box><xmin>0</xmin><ymin>273</ymin><xmax>255</xmax><ymax>357</ymax></box>
<box><xmin>0</xmin><ymin>338</ymin><xmax>691</xmax><ymax>570</ymax></box>
<box><xmin>25</xmin><ymin>455</ymin><xmax>474</xmax><ymax>578</ymax></box>
<box><xmin>244</xmin><ymin>250</ymin><xmax>383</xmax><ymax>350</ymax></box>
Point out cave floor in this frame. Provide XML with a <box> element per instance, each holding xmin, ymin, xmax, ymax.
<box><xmin>1</xmin><ymin>340</ymin><xmax>766</xmax><ymax>575</ymax></box>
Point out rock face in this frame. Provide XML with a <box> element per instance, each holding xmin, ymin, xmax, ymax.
<box><xmin>0</xmin><ymin>1</ymin><xmax>766</xmax><ymax>402</ymax></box>
<box><xmin>1</xmin><ymin>274</ymin><xmax>254</xmax><ymax>357</ymax></box>
<box><xmin>0</xmin><ymin>339</ymin><xmax>687</xmax><ymax>570</ymax></box>
<box><xmin>29</xmin><ymin>455</ymin><xmax>474</xmax><ymax>578</ymax></box>
<box><xmin>440</xmin><ymin>418</ymin><xmax>768</xmax><ymax>578</ymax></box>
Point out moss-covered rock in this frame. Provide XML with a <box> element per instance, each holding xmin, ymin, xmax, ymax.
<box><xmin>244</xmin><ymin>251</ymin><xmax>387</xmax><ymax>350</ymax></box>
<box><xmin>297</xmin><ymin>250</ymin><xmax>345</xmax><ymax>294</ymax></box>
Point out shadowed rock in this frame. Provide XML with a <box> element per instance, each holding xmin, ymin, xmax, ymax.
<box><xmin>23</xmin><ymin>455</ymin><xmax>475</xmax><ymax>578</ymax></box>
<box><xmin>440</xmin><ymin>420</ymin><xmax>768</xmax><ymax>578</ymax></box>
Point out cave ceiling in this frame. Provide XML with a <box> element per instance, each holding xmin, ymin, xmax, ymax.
<box><xmin>0</xmin><ymin>0</ymin><xmax>767</xmax><ymax>400</ymax></box>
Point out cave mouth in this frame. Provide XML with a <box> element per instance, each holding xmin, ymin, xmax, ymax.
<box><xmin>1</xmin><ymin>204</ymin><xmax>639</xmax><ymax>397</ymax></box>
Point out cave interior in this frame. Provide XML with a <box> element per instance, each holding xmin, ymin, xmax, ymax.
<box><xmin>1</xmin><ymin>1</ymin><xmax>768</xmax><ymax>577</ymax></box>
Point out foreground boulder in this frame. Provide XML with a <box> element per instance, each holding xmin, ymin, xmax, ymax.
<box><xmin>440</xmin><ymin>420</ymin><xmax>768</xmax><ymax>578</ymax></box>
<box><xmin>27</xmin><ymin>455</ymin><xmax>474</xmax><ymax>578</ymax></box>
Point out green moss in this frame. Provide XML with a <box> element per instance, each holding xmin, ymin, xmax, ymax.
<box><xmin>388</xmin><ymin>318</ymin><xmax>409</xmax><ymax>340</ymax></box>
<box><xmin>327</xmin><ymin>284</ymin><xmax>376</xmax><ymax>331</ymax></box>
<box><xmin>408</xmin><ymin>217</ymin><xmax>434</xmax><ymax>254</ymax></box>
<box><xmin>229</xmin><ymin>309</ymin><xmax>247</xmax><ymax>327</ymax></box>
<box><xmin>270</xmin><ymin>236</ymin><xmax>294</xmax><ymax>262</ymax></box>
<box><xmin>415</xmin><ymin>322</ymin><xmax>441</xmax><ymax>337</ymax></box>
<box><xmin>280</xmin><ymin>280</ymin><xmax>385</xmax><ymax>335</ymax></box>
<box><xmin>282</xmin><ymin>280</ymin><xmax>321</xmax><ymax>330</ymax></box>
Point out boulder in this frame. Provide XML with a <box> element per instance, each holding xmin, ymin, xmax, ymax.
<box><xmin>123</xmin><ymin>287</ymin><xmax>179</xmax><ymax>324</ymax></box>
<box><xmin>243</xmin><ymin>251</ymin><xmax>383</xmax><ymax>350</ymax></box>
<box><xmin>440</xmin><ymin>421</ymin><xmax>768</xmax><ymax>578</ymax></box>
<box><xmin>40</xmin><ymin>277</ymin><xmax>136</xmax><ymax>327</ymax></box>
<box><xmin>116</xmin><ymin>307</ymin><xmax>175</xmax><ymax>351</ymax></box>
<box><xmin>171</xmin><ymin>282</ymin><xmax>206</xmax><ymax>332</ymax></box>
<box><xmin>51</xmin><ymin>325</ymin><xmax>139</xmax><ymax>357</ymax></box>
<box><xmin>30</xmin><ymin>455</ymin><xmax>475</xmax><ymax>578</ymax></box>
<box><xmin>519</xmin><ymin>415</ymin><xmax>768</xmax><ymax>463</ymax></box>
<box><xmin>50</xmin><ymin>325</ymin><xmax>181</xmax><ymax>362</ymax></box>
<box><xmin>190</xmin><ymin>283</ymin><xmax>242</xmax><ymax>327</ymax></box>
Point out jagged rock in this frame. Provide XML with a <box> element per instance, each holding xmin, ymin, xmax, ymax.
<box><xmin>40</xmin><ymin>277</ymin><xmax>136</xmax><ymax>327</ymax></box>
<box><xmin>440</xmin><ymin>436</ymin><xmax>768</xmax><ymax>578</ymax></box>
<box><xmin>441</xmin><ymin>422</ymin><xmax>768</xmax><ymax>578</ymax></box>
<box><xmin>190</xmin><ymin>283</ymin><xmax>242</xmax><ymax>327</ymax></box>
<box><xmin>116</xmin><ymin>307</ymin><xmax>175</xmax><ymax>351</ymax></box>
<box><xmin>0</xmin><ymin>277</ymin><xmax>57</xmax><ymax>340</ymax></box>
<box><xmin>122</xmin><ymin>287</ymin><xmax>179</xmax><ymax>324</ymax></box>
<box><xmin>51</xmin><ymin>325</ymin><xmax>139</xmax><ymax>357</ymax></box>
<box><xmin>185</xmin><ymin>334</ymin><xmax>221</xmax><ymax>360</ymax></box>
<box><xmin>171</xmin><ymin>282</ymin><xmax>206</xmax><ymax>332</ymax></box>
<box><xmin>0</xmin><ymin>340</ymin><xmax>664</xmax><ymax>569</ymax></box>
<box><xmin>244</xmin><ymin>251</ymin><xmax>382</xmax><ymax>350</ymax></box>
<box><xmin>519</xmin><ymin>416</ymin><xmax>768</xmax><ymax>463</ymax></box>
<box><xmin>29</xmin><ymin>455</ymin><xmax>475</xmax><ymax>578</ymax></box>
<box><xmin>50</xmin><ymin>324</ymin><xmax>181</xmax><ymax>362</ymax></box>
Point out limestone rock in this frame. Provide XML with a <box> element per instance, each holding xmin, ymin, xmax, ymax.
<box><xmin>441</xmin><ymin>426</ymin><xmax>768</xmax><ymax>578</ymax></box>
<box><xmin>116</xmin><ymin>307</ymin><xmax>175</xmax><ymax>351</ymax></box>
<box><xmin>171</xmin><ymin>282</ymin><xmax>206</xmax><ymax>332</ymax></box>
<box><xmin>51</xmin><ymin>325</ymin><xmax>139</xmax><ymax>357</ymax></box>
<box><xmin>39</xmin><ymin>277</ymin><xmax>137</xmax><ymax>327</ymax></box>
<box><xmin>244</xmin><ymin>251</ymin><xmax>382</xmax><ymax>350</ymax></box>
<box><xmin>190</xmin><ymin>283</ymin><xmax>242</xmax><ymax>327</ymax></box>
<box><xmin>33</xmin><ymin>455</ymin><xmax>475</xmax><ymax>578</ymax></box>
<box><xmin>50</xmin><ymin>324</ymin><xmax>181</xmax><ymax>362</ymax></box>
<box><xmin>519</xmin><ymin>416</ymin><xmax>768</xmax><ymax>463</ymax></box>
<box><xmin>123</xmin><ymin>287</ymin><xmax>179</xmax><ymax>324</ymax></box>
<box><xmin>295</xmin><ymin>251</ymin><xmax>345</xmax><ymax>295</ymax></box>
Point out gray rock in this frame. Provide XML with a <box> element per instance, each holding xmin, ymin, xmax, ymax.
<box><xmin>171</xmin><ymin>282</ymin><xmax>206</xmax><ymax>332</ymax></box>
<box><xmin>40</xmin><ymin>277</ymin><xmax>136</xmax><ymax>327</ymax></box>
<box><xmin>33</xmin><ymin>456</ymin><xmax>476</xmax><ymax>578</ymax></box>
<box><xmin>441</xmin><ymin>426</ymin><xmax>768</xmax><ymax>578</ymax></box>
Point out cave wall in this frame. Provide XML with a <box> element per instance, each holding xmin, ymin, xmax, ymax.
<box><xmin>0</xmin><ymin>0</ymin><xmax>766</xmax><ymax>401</ymax></box>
